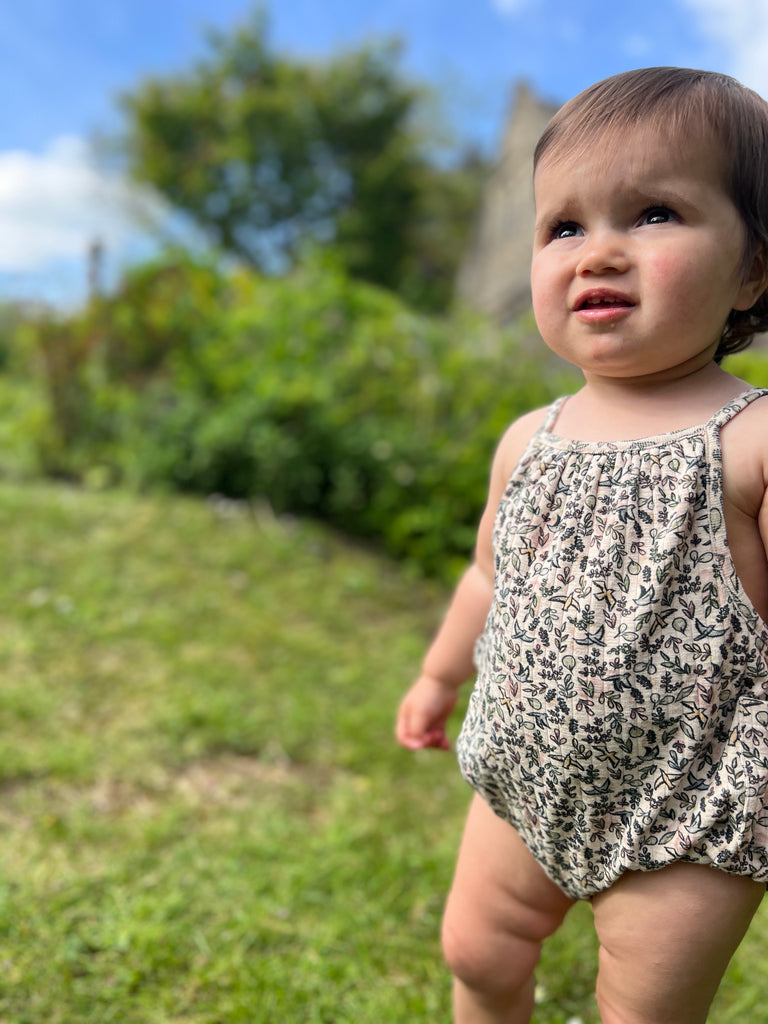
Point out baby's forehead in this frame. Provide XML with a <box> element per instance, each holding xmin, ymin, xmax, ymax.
<box><xmin>534</xmin><ymin>120</ymin><xmax>728</xmax><ymax>186</ymax></box>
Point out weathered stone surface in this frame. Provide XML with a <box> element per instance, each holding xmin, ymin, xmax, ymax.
<box><xmin>456</xmin><ymin>83</ymin><xmax>557</xmax><ymax>323</ymax></box>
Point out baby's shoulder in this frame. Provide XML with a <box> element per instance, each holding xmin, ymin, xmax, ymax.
<box><xmin>720</xmin><ymin>392</ymin><xmax>768</xmax><ymax>513</ymax></box>
<box><xmin>721</xmin><ymin>390</ymin><xmax>768</xmax><ymax>450</ymax></box>
<box><xmin>494</xmin><ymin>404</ymin><xmax>551</xmax><ymax>479</ymax></box>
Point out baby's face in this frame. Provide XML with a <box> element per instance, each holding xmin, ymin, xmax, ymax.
<box><xmin>530</xmin><ymin>127</ymin><xmax>762</xmax><ymax>384</ymax></box>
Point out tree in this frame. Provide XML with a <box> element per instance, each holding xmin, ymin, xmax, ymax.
<box><xmin>119</xmin><ymin>13</ymin><xmax>418</xmax><ymax>288</ymax></box>
<box><xmin>400</xmin><ymin>147</ymin><xmax>489</xmax><ymax>312</ymax></box>
<box><xmin>117</xmin><ymin>9</ymin><xmax>486</xmax><ymax>311</ymax></box>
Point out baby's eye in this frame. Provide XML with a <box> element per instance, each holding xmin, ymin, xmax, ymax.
<box><xmin>640</xmin><ymin>206</ymin><xmax>676</xmax><ymax>226</ymax></box>
<box><xmin>551</xmin><ymin>221</ymin><xmax>582</xmax><ymax>240</ymax></box>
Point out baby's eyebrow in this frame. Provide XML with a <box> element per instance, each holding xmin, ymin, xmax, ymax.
<box><xmin>621</xmin><ymin>184</ymin><xmax>689</xmax><ymax>206</ymax></box>
<box><xmin>533</xmin><ymin>191</ymin><xmax>580</xmax><ymax>218</ymax></box>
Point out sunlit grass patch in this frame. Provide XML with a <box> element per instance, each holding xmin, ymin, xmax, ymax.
<box><xmin>0</xmin><ymin>480</ymin><xmax>765</xmax><ymax>1021</ymax></box>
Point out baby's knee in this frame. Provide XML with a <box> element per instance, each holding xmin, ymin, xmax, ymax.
<box><xmin>441</xmin><ymin>910</ymin><xmax>541</xmax><ymax>996</ymax></box>
<box><xmin>441</xmin><ymin>914</ymin><xmax>492</xmax><ymax>990</ymax></box>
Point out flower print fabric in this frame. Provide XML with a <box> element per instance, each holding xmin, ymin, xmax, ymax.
<box><xmin>457</xmin><ymin>389</ymin><xmax>768</xmax><ymax>900</ymax></box>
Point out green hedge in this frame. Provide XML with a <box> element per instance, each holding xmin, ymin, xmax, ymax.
<box><xmin>22</xmin><ymin>254</ymin><xmax>580</xmax><ymax>577</ymax></box>
<box><xmin>724</xmin><ymin>349</ymin><xmax>768</xmax><ymax>388</ymax></box>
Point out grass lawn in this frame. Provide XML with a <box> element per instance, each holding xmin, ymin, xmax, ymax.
<box><xmin>0</xmin><ymin>479</ymin><xmax>766</xmax><ymax>1022</ymax></box>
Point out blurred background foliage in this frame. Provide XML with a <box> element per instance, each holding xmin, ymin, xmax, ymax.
<box><xmin>116</xmin><ymin>9</ymin><xmax>485</xmax><ymax>314</ymax></box>
<box><xmin>11</xmin><ymin>252</ymin><xmax>576</xmax><ymax>579</ymax></box>
<box><xmin>1</xmin><ymin>8</ymin><xmax>766</xmax><ymax>581</ymax></box>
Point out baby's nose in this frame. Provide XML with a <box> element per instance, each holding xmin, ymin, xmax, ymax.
<box><xmin>575</xmin><ymin>229</ymin><xmax>630</xmax><ymax>275</ymax></box>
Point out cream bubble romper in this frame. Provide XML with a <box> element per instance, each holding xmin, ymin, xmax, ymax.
<box><xmin>457</xmin><ymin>389</ymin><xmax>768</xmax><ymax>899</ymax></box>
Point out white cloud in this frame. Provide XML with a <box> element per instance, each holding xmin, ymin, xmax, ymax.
<box><xmin>682</xmin><ymin>0</ymin><xmax>768</xmax><ymax>97</ymax></box>
<box><xmin>0</xmin><ymin>135</ymin><xmax>167</xmax><ymax>273</ymax></box>
<box><xmin>490</xmin><ymin>0</ymin><xmax>529</xmax><ymax>14</ymax></box>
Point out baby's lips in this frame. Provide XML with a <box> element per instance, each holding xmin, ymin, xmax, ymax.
<box><xmin>573</xmin><ymin>287</ymin><xmax>635</xmax><ymax>311</ymax></box>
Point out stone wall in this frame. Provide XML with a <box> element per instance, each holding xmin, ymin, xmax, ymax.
<box><xmin>455</xmin><ymin>83</ymin><xmax>557</xmax><ymax>323</ymax></box>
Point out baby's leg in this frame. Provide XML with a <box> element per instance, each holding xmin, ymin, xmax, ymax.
<box><xmin>592</xmin><ymin>861</ymin><xmax>764</xmax><ymax>1023</ymax></box>
<box><xmin>442</xmin><ymin>794</ymin><xmax>574</xmax><ymax>1023</ymax></box>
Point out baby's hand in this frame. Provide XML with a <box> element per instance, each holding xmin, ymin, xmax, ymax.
<box><xmin>395</xmin><ymin>674</ymin><xmax>458</xmax><ymax>752</ymax></box>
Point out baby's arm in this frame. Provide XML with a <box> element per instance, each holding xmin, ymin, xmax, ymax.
<box><xmin>759</xmin><ymin>457</ymin><xmax>768</xmax><ymax>560</ymax></box>
<box><xmin>720</xmin><ymin>396</ymin><xmax>768</xmax><ymax>623</ymax></box>
<box><xmin>396</xmin><ymin>562</ymin><xmax>494</xmax><ymax>750</ymax></box>
<box><xmin>395</xmin><ymin>408</ymin><xmax>545</xmax><ymax>751</ymax></box>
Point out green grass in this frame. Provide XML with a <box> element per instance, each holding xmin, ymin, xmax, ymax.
<box><xmin>0</xmin><ymin>479</ymin><xmax>766</xmax><ymax>1021</ymax></box>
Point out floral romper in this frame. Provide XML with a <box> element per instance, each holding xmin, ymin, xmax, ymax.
<box><xmin>456</xmin><ymin>389</ymin><xmax>768</xmax><ymax>899</ymax></box>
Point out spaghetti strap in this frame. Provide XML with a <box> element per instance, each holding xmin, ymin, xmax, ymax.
<box><xmin>538</xmin><ymin>396</ymin><xmax>569</xmax><ymax>435</ymax></box>
<box><xmin>707</xmin><ymin>388</ymin><xmax>768</xmax><ymax>432</ymax></box>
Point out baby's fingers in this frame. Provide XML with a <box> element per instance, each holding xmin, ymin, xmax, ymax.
<box><xmin>423</xmin><ymin>728</ymin><xmax>451</xmax><ymax>751</ymax></box>
<box><xmin>396</xmin><ymin>710</ymin><xmax>450</xmax><ymax>751</ymax></box>
<box><xmin>395</xmin><ymin>675</ymin><xmax>457</xmax><ymax>751</ymax></box>
<box><xmin>395</xmin><ymin>713</ymin><xmax>429</xmax><ymax>750</ymax></box>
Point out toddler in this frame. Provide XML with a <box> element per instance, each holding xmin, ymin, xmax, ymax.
<box><xmin>396</xmin><ymin>67</ymin><xmax>768</xmax><ymax>1023</ymax></box>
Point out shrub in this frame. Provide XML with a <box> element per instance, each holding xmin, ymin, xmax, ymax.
<box><xmin>24</xmin><ymin>253</ymin><xmax>578</xmax><ymax>577</ymax></box>
<box><xmin>723</xmin><ymin>348</ymin><xmax>768</xmax><ymax>388</ymax></box>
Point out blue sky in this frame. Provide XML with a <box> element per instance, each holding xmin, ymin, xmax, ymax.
<box><xmin>0</xmin><ymin>0</ymin><xmax>764</xmax><ymax>306</ymax></box>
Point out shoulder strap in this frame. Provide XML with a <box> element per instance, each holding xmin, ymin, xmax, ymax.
<box><xmin>708</xmin><ymin>388</ymin><xmax>768</xmax><ymax>431</ymax></box>
<box><xmin>538</xmin><ymin>396</ymin><xmax>569</xmax><ymax>435</ymax></box>
<box><xmin>707</xmin><ymin>388</ymin><xmax>768</xmax><ymax>474</ymax></box>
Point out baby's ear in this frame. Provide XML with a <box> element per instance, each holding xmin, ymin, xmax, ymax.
<box><xmin>734</xmin><ymin>243</ymin><xmax>768</xmax><ymax>310</ymax></box>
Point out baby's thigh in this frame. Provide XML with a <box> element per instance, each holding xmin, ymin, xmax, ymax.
<box><xmin>592</xmin><ymin>862</ymin><xmax>764</xmax><ymax>1024</ymax></box>
<box><xmin>442</xmin><ymin>795</ymin><xmax>574</xmax><ymax>989</ymax></box>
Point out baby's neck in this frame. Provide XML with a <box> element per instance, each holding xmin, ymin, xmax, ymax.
<box><xmin>557</xmin><ymin>363</ymin><xmax>749</xmax><ymax>442</ymax></box>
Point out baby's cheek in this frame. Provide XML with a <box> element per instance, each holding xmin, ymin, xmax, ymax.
<box><xmin>648</xmin><ymin>250</ymin><xmax>691</xmax><ymax>282</ymax></box>
<box><xmin>648</xmin><ymin>253</ymin><xmax>705</xmax><ymax>309</ymax></box>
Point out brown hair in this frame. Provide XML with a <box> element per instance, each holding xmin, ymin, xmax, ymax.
<box><xmin>534</xmin><ymin>67</ymin><xmax>768</xmax><ymax>359</ymax></box>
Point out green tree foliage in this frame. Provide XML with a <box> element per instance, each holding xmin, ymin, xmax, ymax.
<box><xmin>117</xmin><ymin>10</ymin><xmax>485</xmax><ymax>311</ymax></box>
<box><xmin>22</xmin><ymin>253</ymin><xmax>575</xmax><ymax>578</ymax></box>
<box><xmin>724</xmin><ymin>349</ymin><xmax>768</xmax><ymax>387</ymax></box>
<box><xmin>399</xmin><ymin>148</ymin><xmax>489</xmax><ymax>312</ymax></box>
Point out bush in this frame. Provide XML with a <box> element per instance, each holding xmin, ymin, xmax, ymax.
<box><xmin>723</xmin><ymin>348</ymin><xmax>768</xmax><ymax>387</ymax></box>
<box><xmin>25</xmin><ymin>252</ymin><xmax>577</xmax><ymax>577</ymax></box>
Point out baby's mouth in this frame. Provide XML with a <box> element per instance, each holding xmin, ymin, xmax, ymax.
<box><xmin>577</xmin><ymin>293</ymin><xmax>633</xmax><ymax>311</ymax></box>
<box><xmin>572</xmin><ymin>289</ymin><xmax>636</xmax><ymax>324</ymax></box>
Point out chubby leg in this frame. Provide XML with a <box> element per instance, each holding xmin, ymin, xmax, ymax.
<box><xmin>442</xmin><ymin>794</ymin><xmax>574</xmax><ymax>1023</ymax></box>
<box><xmin>592</xmin><ymin>862</ymin><xmax>764</xmax><ymax>1024</ymax></box>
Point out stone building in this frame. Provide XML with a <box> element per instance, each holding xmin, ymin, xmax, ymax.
<box><xmin>456</xmin><ymin>83</ymin><xmax>557</xmax><ymax>323</ymax></box>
